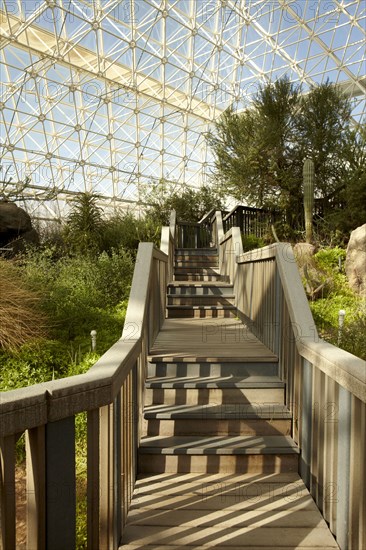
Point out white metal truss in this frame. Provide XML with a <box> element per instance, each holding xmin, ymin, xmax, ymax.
<box><xmin>0</xmin><ymin>0</ymin><xmax>365</xmax><ymax>219</ymax></box>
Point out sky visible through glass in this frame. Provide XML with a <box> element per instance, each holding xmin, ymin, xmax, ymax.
<box><xmin>0</xmin><ymin>0</ymin><xmax>365</xmax><ymax>218</ymax></box>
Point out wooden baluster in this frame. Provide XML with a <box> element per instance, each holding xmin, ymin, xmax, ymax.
<box><xmin>87</xmin><ymin>409</ymin><xmax>100</xmax><ymax>550</ymax></box>
<box><xmin>45</xmin><ymin>417</ymin><xmax>76</xmax><ymax>549</ymax></box>
<box><xmin>26</xmin><ymin>426</ymin><xmax>46</xmax><ymax>549</ymax></box>
<box><xmin>336</xmin><ymin>386</ymin><xmax>351</xmax><ymax>550</ymax></box>
<box><xmin>0</xmin><ymin>435</ymin><xmax>16</xmax><ymax>550</ymax></box>
<box><xmin>99</xmin><ymin>404</ymin><xmax>115</xmax><ymax>549</ymax></box>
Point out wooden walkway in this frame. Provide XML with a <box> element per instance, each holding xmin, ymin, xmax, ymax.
<box><xmin>120</xmin><ymin>317</ymin><xmax>338</xmax><ymax>549</ymax></box>
<box><xmin>149</xmin><ymin>318</ymin><xmax>278</xmax><ymax>362</ymax></box>
<box><xmin>121</xmin><ymin>472</ymin><xmax>338</xmax><ymax>549</ymax></box>
<box><xmin>120</xmin><ymin>246</ymin><xmax>339</xmax><ymax>549</ymax></box>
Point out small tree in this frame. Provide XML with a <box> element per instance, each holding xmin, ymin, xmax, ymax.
<box><xmin>64</xmin><ymin>192</ymin><xmax>105</xmax><ymax>255</ymax></box>
<box><xmin>143</xmin><ymin>180</ymin><xmax>226</xmax><ymax>225</ymax></box>
<box><xmin>207</xmin><ymin>77</ymin><xmax>358</xmax><ymax>239</ymax></box>
<box><xmin>295</xmin><ymin>80</ymin><xmax>353</xmax><ymax>218</ymax></box>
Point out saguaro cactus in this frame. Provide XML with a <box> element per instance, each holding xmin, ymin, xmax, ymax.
<box><xmin>303</xmin><ymin>158</ymin><xmax>315</xmax><ymax>244</ymax></box>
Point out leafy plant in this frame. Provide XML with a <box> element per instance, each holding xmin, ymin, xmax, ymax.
<box><xmin>21</xmin><ymin>247</ymin><xmax>132</xmax><ymax>347</ymax></box>
<box><xmin>241</xmin><ymin>234</ymin><xmax>265</xmax><ymax>252</ymax></box>
<box><xmin>207</xmin><ymin>78</ymin><xmax>359</xmax><ymax>241</ymax></box>
<box><xmin>300</xmin><ymin>247</ymin><xmax>366</xmax><ymax>360</ymax></box>
<box><xmin>143</xmin><ymin>180</ymin><xmax>226</xmax><ymax>226</ymax></box>
<box><xmin>101</xmin><ymin>211</ymin><xmax>160</xmax><ymax>254</ymax></box>
<box><xmin>63</xmin><ymin>192</ymin><xmax>105</xmax><ymax>255</ymax></box>
<box><xmin>0</xmin><ymin>339</ymin><xmax>70</xmax><ymax>390</ymax></box>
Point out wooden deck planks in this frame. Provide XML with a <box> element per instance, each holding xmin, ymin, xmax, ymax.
<box><xmin>120</xmin><ymin>473</ymin><xmax>338</xmax><ymax>548</ymax></box>
<box><xmin>149</xmin><ymin>318</ymin><xmax>278</xmax><ymax>362</ymax></box>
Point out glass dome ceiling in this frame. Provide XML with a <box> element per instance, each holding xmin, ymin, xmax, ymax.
<box><xmin>0</xmin><ymin>0</ymin><xmax>365</xmax><ymax>219</ymax></box>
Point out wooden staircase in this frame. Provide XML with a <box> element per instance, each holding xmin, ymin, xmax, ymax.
<box><xmin>120</xmin><ymin>247</ymin><xmax>338</xmax><ymax>548</ymax></box>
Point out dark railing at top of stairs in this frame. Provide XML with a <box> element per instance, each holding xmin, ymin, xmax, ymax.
<box><xmin>175</xmin><ymin>205</ymin><xmax>276</xmax><ymax>249</ymax></box>
<box><xmin>176</xmin><ymin>208</ymin><xmax>217</xmax><ymax>249</ymax></box>
<box><xmin>222</xmin><ymin>205</ymin><xmax>278</xmax><ymax>238</ymax></box>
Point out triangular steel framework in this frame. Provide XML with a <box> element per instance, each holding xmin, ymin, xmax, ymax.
<box><xmin>0</xmin><ymin>0</ymin><xmax>365</xmax><ymax>219</ymax></box>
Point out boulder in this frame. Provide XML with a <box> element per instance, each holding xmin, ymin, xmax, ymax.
<box><xmin>345</xmin><ymin>224</ymin><xmax>366</xmax><ymax>296</ymax></box>
<box><xmin>0</xmin><ymin>201</ymin><xmax>38</xmax><ymax>254</ymax></box>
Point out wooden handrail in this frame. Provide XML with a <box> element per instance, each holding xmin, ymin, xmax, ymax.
<box><xmin>0</xmin><ymin>240</ymin><xmax>168</xmax><ymax>549</ymax></box>
<box><xmin>219</xmin><ymin>228</ymin><xmax>366</xmax><ymax>550</ymax></box>
<box><xmin>234</xmin><ymin>242</ymin><xmax>365</xmax><ymax>402</ymax></box>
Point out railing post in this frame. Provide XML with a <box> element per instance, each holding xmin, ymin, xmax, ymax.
<box><xmin>300</xmin><ymin>359</ymin><xmax>313</xmax><ymax>489</ymax></box>
<box><xmin>26</xmin><ymin>426</ymin><xmax>46</xmax><ymax>549</ymax></box>
<box><xmin>215</xmin><ymin>211</ymin><xmax>224</xmax><ymax>272</ymax></box>
<box><xmin>100</xmin><ymin>403</ymin><xmax>116</xmax><ymax>549</ymax></box>
<box><xmin>45</xmin><ymin>417</ymin><xmax>76</xmax><ymax>550</ymax></box>
<box><xmin>336</xmin><ymin>386</ymin><xmax>351</xmax><ymax>550</ymax></box>
<box><xmin>87</xmin><ymin>409</ymin><xmax>100</xmax><ymax>550</ymax></box>
<box><xmin>0</xmin><ymin>435</ymin><xmax>16</xmax><ymax>550</ymax></box>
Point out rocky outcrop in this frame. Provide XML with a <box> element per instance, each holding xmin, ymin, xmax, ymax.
<box><xmin>345</xmin><ymin>224</ymin><xmax>366</xmax><ymax>296</ymax></box>
<box><xmin>0</xmin><ymin>201</ymin><xmax>39</xmax><ymax>254</ymax></box>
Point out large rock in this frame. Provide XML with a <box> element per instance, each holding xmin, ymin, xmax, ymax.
<box><xmin>345</xmin><ymin>224</ymin><xmax>366</xmax><ymax>296</ymax></box>
<box><xmin>0</xmin><ymin>201</ymin><xmax>39</xmax><ymax>253</ymax></box>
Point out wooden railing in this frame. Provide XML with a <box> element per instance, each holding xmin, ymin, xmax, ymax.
<box><xmin>160</xmin><ymin>210</ymin><xmax>176</xmax><ymax>282</ymax></box>
<box><xmin>0</xmin><ymin>235</ymin><xmax>171</xmax><ymax>549</ymax></box>
<box><xmin>174</xmin><ymin>209</ymin><xmax>221</xmax><ymax>249</ymax></box>
<box><xmin>219</xmin><ymin>226</ymin><xmax>366</xmax><ymax>550</ymax></box>
<box><xmin>223</xmin><ymin>205</ymin><xmax>277</xmax><ymax>238</ymax></box>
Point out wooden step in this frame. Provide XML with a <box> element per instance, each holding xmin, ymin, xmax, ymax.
<box><xmin>148</xmin><ymin>318</ymin><xmax>278</xmax><ymax>363</ymax></box>
<box><xmin>129</xmin><ymin>472</ymin><xmax>322</xmax><ymax>512</ymax></box>
<box><xmin>174</xmin><ymin>273</ymin><xmax>228</xmax><ymax>282</ymax></box>
<box><xmin>138</xmin><ymin>435</ymin><xmax>299</xmax><ymax>473</ymax></box>
<box><xmin>175</xmin><ymin>248</ymin><xmax>217</xmax><ymax>256</ymax></box>
<box><xmin>122</xmin><ymin>475</ymin><xmax>338</xmax><ymax>548</ymax></box>
<box><xmin>145</xmin><ymin>375</ymin><xmax>285</xmax><ymax>387</ymax></box>
<box><xmin>167</xmin><ymin>295</ymin><xmax>235</xmax><ymax>306</ymax></box>
<box><xmin>167</xmin><ymin>305</ymin><xmax>237</xmax><ymax>318</ymax></box>
<box><xmin>168</xmin><ymin>283</ymin><xmax>234</xmax><ymax>296</ymax></box>
<box><xmin>175</xmin><ymin>260</ymin><xmax>218</xmax><ymax>268</ymax></box>
<box><xmin>175</xmin><ymin>255</ymin><xmax>218</xmax><ymax>263</ymax></box>
<box><xmin>174</xmin><ymin>267</ymin><xmax>221</xmax><ymax>275</ymax></box>
<box><xmin>144</xmin><ymin>380</ymin><xmax>284</xmax><ymax>406</ymax></box>
<box><xmin>139</xmin><ymin>435</ymin><xmax>299</xmax><ymax>455</ymax></box>
<box><xmin>143</xmin><ymin>403</ymin><xmax>292</xmax><ymax>437</ymax></box>
<box><xmin>121</xmin><ymin>525</ymin><xmax>337</xmax><ymax>548</ymax></box>
<box><xmin>147</xmin><ymin>362</ymin><xmax>279</xmax><ymax>378</ymax></box>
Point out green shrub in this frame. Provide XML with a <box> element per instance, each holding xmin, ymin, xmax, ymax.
<box><xmin>63</xmin><ymin>192</ymin><xmax>105</xmax><ymax>255</ymax></box>
<box><xmin>101</xmin><ymin>212</ymin><xmax>161</xmax><ymax>254</ymax></box>
<box><xmin>21</xmin><ymin>247</ymin><xmax>132</xmax><ymax>346</ymax></box>
<box><xmin>314</xmin><ymin>246</ymin><xmax>346</xmax><ymax>271</ymax></box>
<box><xmin>241</xmin><ymin>234</ymin><xmax>265</xmax><ymax>252</ymax></box>
<box><xmin>0</xmin><ymin>339</ymin><xmax>70</xmax><ymax>390</ymax></box>
<box><xmin>305</xmin><ymin>246</ymin><xmax>366</xmax><ymax>360</ymax></box>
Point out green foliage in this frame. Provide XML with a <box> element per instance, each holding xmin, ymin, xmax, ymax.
<box><xmin>63</xmin><ymin>192</ymin><xmax>105</xmax><ymax>255</ymax></box>
<box><xmin>296</xmin><ymin>81</ymin><xmax>352</xmax><ymax>205</ymax></box>
<box><xmin>208</xmin><ymin>77</ymin><xmax>360</xmax><ymax>240</ymax></box>
<box><xmin>314</xmin><ymin>247</ymin><xmax>346</xmax><ymax>271</ymax></box>
<box><xmin>332</xmin><ymin>125</ymin><xmax>366</xmax><ymax>234</ymax></box>
<box><xmin>207</xmin><ymin>78</ymin><xmax>302</xmax><ymax>223</ymax></box>
<box><xmin>303</xmin><ymin>247</ymin><xmax>366</xmax><ymax>360</ymax></box>
<box><xmin>303</xmin><ymin>159</ymin><xmax>315</xmax><ymax>244</ymax></box>
<box><xmin>21</xmin><ymin>247</ymin><xmax>132</xmax><ymax>346</ymax></box>
<box><xmin>101</xmin><ymin>211</ymin><xmax>161</xmax><ymax>253</ymax></box>
<box><xmin>0</xmin><ymin>340</ymin><xmax>70</xmax><ymax>390</ymax></box>
<box><xmin>143</xmin><ymin>180</ymin><xmax>226</xmax><ymax>226</ymax></box>
<box><xmin>241</xmin><ymin>234</ymin><xmax>266</xmax><ymax>252</ymax></box>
